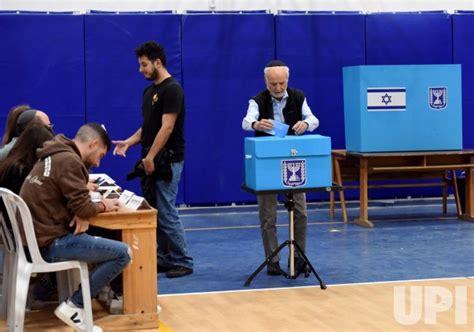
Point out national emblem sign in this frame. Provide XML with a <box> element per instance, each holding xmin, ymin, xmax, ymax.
<box><xmin>429</xmin><ymin>87</ymin><xmax>447</xmax><ymax>110</ymax></box>
<box><xmin>282</xmin><ymin>159</ymin><xmax>307</xmax><ymax>187</ymax></box>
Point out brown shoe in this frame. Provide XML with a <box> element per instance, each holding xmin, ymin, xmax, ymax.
<box><xmin>166</xmin><ymin>266</ymin><xmax>193</xmax><ymax>278</ymax></box>
<box><xmin>157</xmin><ymin>264</ymin><xmax>172</xmax><ymax>274</ymax></box>
<box><xmin>294</xmin><ymin>257</ymin><xmax>309</xmax><ymax>277</ymax></box>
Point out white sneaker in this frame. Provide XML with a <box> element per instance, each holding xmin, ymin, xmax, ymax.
<box><xmin>97</xmin><ymin>285</ymin><xmax>113</xmax><ymax>307</ymax></box>
<box><xmin>109</xmin><ymin>294</ymin><xmax>123</xmax><ymax>315</ymax></box>
<box><xmin>97</xmin><ymin>286</ymin><xmax>123</xmax><ymax>314</ymax></box>
<box><xmin>54</xmin><ymin>300</ymin><xmax>103</xmax><ymax>332</ymax></box>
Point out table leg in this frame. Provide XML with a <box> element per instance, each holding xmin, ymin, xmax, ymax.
<box><xmin>94</xmin><ymin>226</ymin><xmax>159</xmax><ymax>330</ymax></box>
<box><xmin>122</xmin><ymin>227</ymin><xmax>158</xmax><ymax>315</ymax></box>
<box><xmin>451</xmin><ymin>170</ymin><xmax>461</xmax><ymax>216</ymax></box>
<box><xmin>330</xmin><ymin>159</ymin><xmax>335</xmax><ymax>221</ymax></box>
<box><xmin>334</xmin><ymin>158</ymin><xmax>348</xmax><ymax>223</ymax></box>
<box><xmin>442</xmin><ymin>171</ymin><xmax>448</xmax><ymax>215</ymax></box>
<box><xmin>355</xmin><ymin>158</ymin><xmax>374</xmax><ymax>228</ymax></box>
<box><xmin>462</xmin><ymin>167</ymin><xmax>474</xmax><ymax>221</ymax></box>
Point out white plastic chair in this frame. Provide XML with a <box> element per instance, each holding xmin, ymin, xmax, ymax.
<box><xmin>0</xmin><ymin>189</ymin><xmax>17</xmax><ymax>323</ymax></box>
<box><xmin>0</xmin><ymin>188</ymin><xmax>95</xmax><ymax>331</ymax></box>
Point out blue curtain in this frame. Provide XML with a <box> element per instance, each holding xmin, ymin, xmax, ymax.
<box><xmin>182</xmin><ymin>13</ymin><xmax>274</xmax><ymax>204</ymax></box>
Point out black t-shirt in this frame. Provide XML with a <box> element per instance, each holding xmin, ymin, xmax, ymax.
<box><xmin>141</xmin><ymin>77</ymin><xmax>185</xmax><ymax>162</ymax></box>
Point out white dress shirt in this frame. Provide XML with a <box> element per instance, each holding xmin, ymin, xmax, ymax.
<box><xmin>242</xmin><ymin>90</ymin><xmax>319</xmax><ymax>134</ymax></box>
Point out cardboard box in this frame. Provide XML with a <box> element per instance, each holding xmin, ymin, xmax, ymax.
<box><xmin>343</xmin><ymin>65</ymin><xmax>463</xmax><ymax>152</ymax></box>
<box><xmin>244</xmin><ymin>135</ymin><xmax>332</xmax><ymax>191</ymax></box>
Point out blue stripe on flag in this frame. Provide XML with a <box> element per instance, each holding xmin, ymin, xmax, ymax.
<box><xmin>367</xmin><ymin>88</ymin><xmax>406</xmax><ymax>93</ymax></box>
<box><xmin>368</xmin><ymin>106</ymin><xmax>406</xmax><ymax>110</ymax></box>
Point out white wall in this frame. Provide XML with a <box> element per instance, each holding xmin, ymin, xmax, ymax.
<box><xmin>0</xmin><ymin>0</ymin><xmax>473</xmax><ymax>14</ymax></box>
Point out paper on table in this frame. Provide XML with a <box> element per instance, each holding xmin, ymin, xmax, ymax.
<box><xmin>89</xmin><ymin>173</ymin><xmax>115</xmax><ymax>184</ymax></box>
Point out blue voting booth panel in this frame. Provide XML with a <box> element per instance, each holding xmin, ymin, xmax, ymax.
<box><xmin>244</xmin><ymin>135</ymin><xmax>332</xmax><ymax>191</ymax></box>
<box><xmin>343</xmin><ymin>65</ymin><xmax>462</xmax><ymax>152</ymax></box>
<box><xmin>361</xmin><ymin>12</ymin><xmax>455</xmax><ymax>199</ymax></box>
<box><xmin>84</xmin><ymin>14</ymin><xmax>184</xmax><ymax>202</ymax></box>
<box><xmin>453</xmin><ymin>12</ymin><xmax>474</xmax><ymax>148</ymax></box>
<box><xmin>0</xmin><ymin>14</ymin><xmax>85</xmax><ymax>138</ymax></box>
<box><xmin>182</xmin><ymin>13</ymin><xmax>275</xmax><ymax>204</ymax></box>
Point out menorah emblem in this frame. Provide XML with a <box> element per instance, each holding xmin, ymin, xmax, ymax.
<box><xmin>282</xmin><ymin>159</ymin><xmax>307</xmax><ymax>187</ymax></box>
<box><xmin>432</xmin><ymin>89</ymin><xmax>443</xmax><ymax>105</ymax></box>
<box><xmin>429</xmin><ymin>87</ymin><xmax>447</xmax><ymax>110</ymax></box>
<box><xmin>288</xmin><ymin>162</ymin><xmax>301</xmax><ymax>182</ymax></box>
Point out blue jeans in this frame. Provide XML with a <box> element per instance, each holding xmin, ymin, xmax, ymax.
<box><xmin>41</xmin><ymin>233</ymin><xmax>131</xmax><ymax>308</ymax></box>
<box><xmin>155</xmin><ymin>161</ymin><xmax>193</xmax><ymax>269</ymax></box>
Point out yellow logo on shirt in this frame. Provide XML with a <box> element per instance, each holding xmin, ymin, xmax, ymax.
<box><xmin>152</xmin><ymin>93</ymin><xmax>159</xmax><ymax>105</ymax></box>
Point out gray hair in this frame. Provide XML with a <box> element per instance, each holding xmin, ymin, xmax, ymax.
<box><xmin>264</xmin><ymin>65</ymin><xmax>290</xmax><ymax>78</ymax></box>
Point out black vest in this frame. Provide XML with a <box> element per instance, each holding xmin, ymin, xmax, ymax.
<box><xmin>252</xmin><ymin>88</ymin><xmax>305</xmax><ymax>137</ymax></box>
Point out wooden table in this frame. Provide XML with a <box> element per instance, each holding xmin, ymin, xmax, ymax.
<box><xmin>89</xmin><ymin>207</ymin><xmax>159</xmax><ymax>330</ymax></box>
<box><xmin>331</xmin><ymin>149</ymin><xmax>474</xmax><ymax>228</ymax></box>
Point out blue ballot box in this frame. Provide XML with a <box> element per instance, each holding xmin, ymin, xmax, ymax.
<box><xmin>343</xmin><ymin>65</ymin><xmax>463</xmax><ymax>152</ymax></box>
<box><xmin>244</xmin><ymin>135</ymin><xmax>332</xmax><ymax>191</ymax></box>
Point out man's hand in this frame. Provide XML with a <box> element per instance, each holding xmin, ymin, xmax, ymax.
<box><xmin>292</xmin><ymin>121</ymin><xmax>309</xmax><ymax>135</ymax></box>
<box><xmin>112</xmin><ymin>140</ymin><xmax>130</xmax><ymax>157</ymax></box>
<box><xmin>253</xmin><ymin>119</ymin><xmax>273</xmax><ymax>131</ymax></box>
<box><xmin>87</xmin><ymin>181</ymin><xmax>99</xmax><ymax>192</ymax></box>
<box><xmin>143</xmin><ymin>156</ymin><xmax>155</xmax><ymax>176</ymax></box>
<box><xmin>69</xmin><ymin>215</ymin><xmax>90</xmax><ymax>235</ymax></box>
<box><xmin>102</xmin><ymin>198</ymin><xmax>120</xmax><ymax>212</ymax></box>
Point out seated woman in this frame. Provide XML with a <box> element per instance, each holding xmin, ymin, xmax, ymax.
<box><xmin>0</xmin><ymin>104</ymin><xmax>31</xmax><ymax>161</ymax></box>
<box><xmin>0</xmin><ymin>121</ymin><xmax>55</xmax><ymax>305</ymax></box>
<box><xmin>0</xmin><ymin>122</ymin><xmax>54</xmax><ymax>193</ymax></box>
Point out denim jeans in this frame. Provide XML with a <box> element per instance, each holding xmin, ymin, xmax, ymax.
<box><xmin>155</xmin><ymin>161</ymin><xmax>193</xmax><ymax>269</ymax></box>
<box><xmin>41</xmin><ymin>233</ymin><xmax>131</xmax><ymax>308</ymax></box>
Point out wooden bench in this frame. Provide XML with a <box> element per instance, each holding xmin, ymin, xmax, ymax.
<box><xmin>329</xmin><ymin>149</ymin><xmax>474</xmax><ymax>227</ymax></box>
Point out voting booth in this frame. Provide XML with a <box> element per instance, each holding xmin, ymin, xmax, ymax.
<box><xmin>343</xmin><ymin>64</ymin><xmax>463</xmax><ymax>152</ymax></box>
<box><xmin>244</xmin><ymin>135</ymin><xmax>332</xmax><ymax>191</ymax></box>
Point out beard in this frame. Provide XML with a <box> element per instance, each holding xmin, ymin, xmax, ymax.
<box><xmin>271</xmin><ymin>91</ymin><xmax>285</xmax><ymax>100</ymax></box>
<box><xmin>84</xmin><ymin>161</ymin><xmax>93</xmax><ymax>170</ymax></box>
<box><xmin>145</xmin><ymin>68</ymin><xmax>159</xmax><ymax>81</ymax></box>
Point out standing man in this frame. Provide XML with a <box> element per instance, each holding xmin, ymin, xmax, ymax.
<box><xmin>20</xmin><ymin>123</ymin><xmax>131</xmax><ymax>331</ymax></box>
<box><xmin>242</xmin><ymin>60</ymin><xmax>319</xmax><ymax>276</ymax></box>
<box><xmin>113</xmin><ymin>41</ymin><xmax>193</xmax><ymax>278</ymax></box>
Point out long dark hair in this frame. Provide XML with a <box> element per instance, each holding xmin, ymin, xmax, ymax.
<box><xmin>1</xmin><ymin>104</ymin><xmax>31</xmax><ymax>146</ymax></box>
<box><xmin>0</xmin><ymin>122</ymin><xmax>54</xmax><ymax>182</ymax></box>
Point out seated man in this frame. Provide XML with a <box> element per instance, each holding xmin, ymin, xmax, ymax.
<box><xmin>20</xmin><ymin>123</ymin><xmax>131</xmax><ymax>332</ymax></box>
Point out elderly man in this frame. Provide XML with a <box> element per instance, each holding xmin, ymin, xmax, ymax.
<box><xmin>242</xmin><ymin>60</ymin><xmax>319</xmax><ymax>276</ymax></box>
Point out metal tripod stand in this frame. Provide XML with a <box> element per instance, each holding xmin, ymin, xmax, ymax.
<box><xmin>243</xmin><ymin>192</ymin><xmax>326</xmax><ymax>289</ymax></box>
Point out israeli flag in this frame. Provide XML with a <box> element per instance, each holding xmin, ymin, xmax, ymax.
<box><xmin>367</xmin><ymin>87</ymin><xmax>406</xmax><ymax>112</ymax></box>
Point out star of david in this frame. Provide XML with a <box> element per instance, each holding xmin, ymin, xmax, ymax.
<box><xmin>381</xmin><ymin>93</ymin><xmax>392</xmax><ymax>105</ymax></box>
